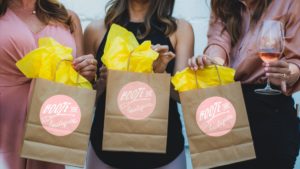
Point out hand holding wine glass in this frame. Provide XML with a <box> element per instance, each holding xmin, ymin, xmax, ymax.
<box><xmin>255</xmin><ymin>20</ymin><xmax>289</xmax><ymax>95</ymax></box>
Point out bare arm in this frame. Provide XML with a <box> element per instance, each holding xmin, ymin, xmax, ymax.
<box><xmin>189</xmin><ymin>13</ymin><xmax>231</xmax><ymax>69</ymax></box>
<box><xmin>84</xmin><ymin>20</ymin><xmax>108</xmax><ymax>99</ymax></box>
<box><xmin>68</xmin><ymin>10</ymin><xmax>84</xmax><ymax>57</ymax></box>
<box><xmin>83</xmin><ymin>19</ymin><xmax>107</xmax><ymax>56</ymax></box>
<box><xmin>171</xmin><ymin>19</ymin><xmax>195</xmax><ymax>102</ymax></box>
<box><xmin>69</xmin><ymin>10</ymin><xmax>97</xmax><ymax>82</ymax></box>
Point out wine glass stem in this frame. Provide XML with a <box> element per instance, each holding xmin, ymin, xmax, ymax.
<box><xmin>265</xmin><ymin>78</ymin><xmax>272</xmax><ymax>91</ymax></box>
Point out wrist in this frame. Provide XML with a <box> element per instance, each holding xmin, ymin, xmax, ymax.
<box><xmin>205</xmin><ymin>45</ymin><xmax>227</xmax><ymax>66</ymax></box>
<box><xmin>153</xmin><ymin>61</ymin><xmax>168</xmax><ymax>73</ymax></box>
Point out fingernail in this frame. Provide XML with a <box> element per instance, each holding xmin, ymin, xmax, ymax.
<box><xmin>266</xmin><ymin>73</ymin><xmax>270</xmax><ymax>76</ymax></box>
<box><xmin>264</xmin><ymin>67</ymin><xmax>268</xmax><ymax>71</ymax></box>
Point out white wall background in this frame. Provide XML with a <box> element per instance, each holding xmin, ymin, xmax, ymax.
<box><xmin>61</xmin><ymin>0</ymin><xmax>300</xmax><ymax>168</ymax></box>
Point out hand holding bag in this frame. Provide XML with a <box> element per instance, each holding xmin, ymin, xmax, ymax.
<box><xmin>17</xmin><ymin>38</ymin><xmax>96</xmax><ymax>167</ymax></box>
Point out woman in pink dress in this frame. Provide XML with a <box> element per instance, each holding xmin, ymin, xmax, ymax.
<box><xmin>0</xmin><ymin>0</ymin><xmax>97</xmax><ymax>169</ymax></box>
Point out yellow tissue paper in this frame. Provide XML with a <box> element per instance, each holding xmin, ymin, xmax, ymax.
<box><xmin>101</xmin><ymin>24</ymin><xmax>159</xmax><ymax>73</ymax></box>
<box><xmin>171</xmin><ymin>65</ymin><xmax>236</xmax><ymax>92</ymax></box>
<box><xmin>16</xmin><ymin>37</ymin><xmax>92</xmax><ymax>89</ymax></box>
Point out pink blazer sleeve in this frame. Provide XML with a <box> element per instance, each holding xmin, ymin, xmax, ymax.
<box><xmin>284</xmin><ymin>0</ymin><xmax>300</xmax><ymax>94</ymax></box>
<box><xmin>204</xmin><ymin>13</ymin><xmax>232</xmax><ymax>65</ymax></box>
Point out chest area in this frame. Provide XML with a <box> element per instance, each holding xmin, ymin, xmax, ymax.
<box><xmin>0</xmin><ymin>10</ymin><xmax>77</xmax><ymax>57</ymax></box>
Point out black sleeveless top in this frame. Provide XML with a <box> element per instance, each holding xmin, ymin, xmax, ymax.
<box><xmin>90</xmin><ymin>22</ymin><xmax>184</xmax><ymax>169</ymax></box>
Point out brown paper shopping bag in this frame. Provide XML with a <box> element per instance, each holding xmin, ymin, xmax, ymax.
<box><xmin>21</xmin><ymin>78</ymin><xmax>96</xmax><ymax>167</ymax></box>
<box><xmin>102</xmin><ymin>70</ymin><xmax>170</xmax><ymax>153</ymax></box>
<box><xmin>180</xmin><ymin>66</ymin><xmax>255</xmax><ymax>169</ymax></box>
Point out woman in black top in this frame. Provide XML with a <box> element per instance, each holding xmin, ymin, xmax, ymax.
<box><xmin>84</xmin><ymin>0</ymin><xmax>194</xmax><ymax>168</ymax></box>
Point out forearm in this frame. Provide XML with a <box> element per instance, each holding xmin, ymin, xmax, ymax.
<box><xmin>204</xmin><ymin>45</ymin><xmax>228</xmax><ymax>66</ymax></box>
<box><xmin>153</xmin><ymin>61</ymin><xmax>168</xmax><ymax>73</ymax></box>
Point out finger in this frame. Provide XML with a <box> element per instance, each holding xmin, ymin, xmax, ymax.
<box><xmin>266</xmin><ymin>60</ymin><xmax>289</xmax><ymax>68</ymax></box>
<box><xmin>151</xmin><ymin>44</ymin><xmax>159</xmax><ymax>52</ymax></box>
<box><xmin>86</xmin><ymin>58</ymin><xmax>97</xmax><ymax>66</ymax></box>
<box><xmin>196</xmin><ymin>56</ymin><xmax>204</xmax><ymax>69</ymax></box>
<box><xmin>191</xmin><ymin>57</ymin><xmax>199</xmax><ymax>70</ymax></box>
<box><xmin>260</xmin><ymin>76</ymin><xmax>268</xmax><ymax>82</ymax></box>
<box><xmin>266</xmin><ymin>72</ymin><xmax>288</xmax><ymax>79</ymax></box>
<box><xmin>74</xmin><ymin>59</ymin><xmax>89</xmax><ymax>71</ymax></box>
<box><xmin>80</xmin><ymin>65</ymin><xmax>97</xmax><ymax>72</ymax></box>
<box><xmin>202</xmin><ymin>55</ymin><xmax>213</xmax><ymax>66</ymax></box>
<box><xmin>162</xmin><ymin>51</ymin><xmax>175</xmax><ymax>60</ymax></box>
<box><xmin>151</xmin><ymin>44</ymin><xmax>160</xmax><ymax>50</ymax></box>
<box><xmin>73</xmin><ymin>57</ymin><xmax>86</xmax><ymax>65</ymax></box>
<box><xmin>90</xmin><ymin>58</ymin><xmax>98</xmax><ymax>66</ymax></box>
<box><xmin>188</xmin><ymin>58</ymin><xmax>192</xmax><ymax>68</ymax></box>
<box><xmin>74</xmin><ymin>58</ymin><xmax>97</xmax><ymax>71</ymax></box>
<box><xmin>73</xmin><ymin>54</ymin><xmax>94</xmax><ymax>65</ymax></box>
<box><xmin>80</xmin><ymin>70</ymin><xmax>95</xmax><ymax>76</ymax></box>
<box><xmin>264</xmin><ymin>67</ymin><xmax>291</xmax><ymax>75</ymax></box>
<box><xmin>154</xmin><ymin>45</ymin><xmax>169</xmax><ymax>53</ymax></box>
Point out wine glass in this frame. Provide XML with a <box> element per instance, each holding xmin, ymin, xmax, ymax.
<box><xmin>255</xmin><ymin>20</ymin><xmax>284</xmax><ymax>95</ymax></box>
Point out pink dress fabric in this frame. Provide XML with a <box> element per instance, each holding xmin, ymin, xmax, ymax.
<box><xmin>0</xmin><ymin>8</ymin><xmax>76</xmax><ymax>169</ymax></box>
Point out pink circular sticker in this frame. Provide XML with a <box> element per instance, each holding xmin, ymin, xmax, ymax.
<box><xmin>196</xmin><ymin>97</ymin><xmax>236</xmax><ymax>137</ymax></box>
<box><xmin>117</xmin><ymin>81</ymin><xmax>156</xmax><ymax>120</ymax></box>
<box><xmin>40</xmin><ymin>95</ymin><xmax>81</xmax><ymax>136</ymax></box>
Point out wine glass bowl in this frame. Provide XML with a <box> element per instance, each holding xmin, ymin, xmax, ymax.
<box><xmin>258</xmin><ymin>49</ymin><xmax>280</xmax><ymax>63</ymax></box>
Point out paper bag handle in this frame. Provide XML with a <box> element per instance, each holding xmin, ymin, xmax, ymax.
<box><xmin>54</xmin><ymin>59</ymin><xmax>80</xmax><ymax>84</ymax></box>
<box><xmin>194</xmin><ymin>64</ymin><xmax>223</xmax><ymax>89</ymax></box>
